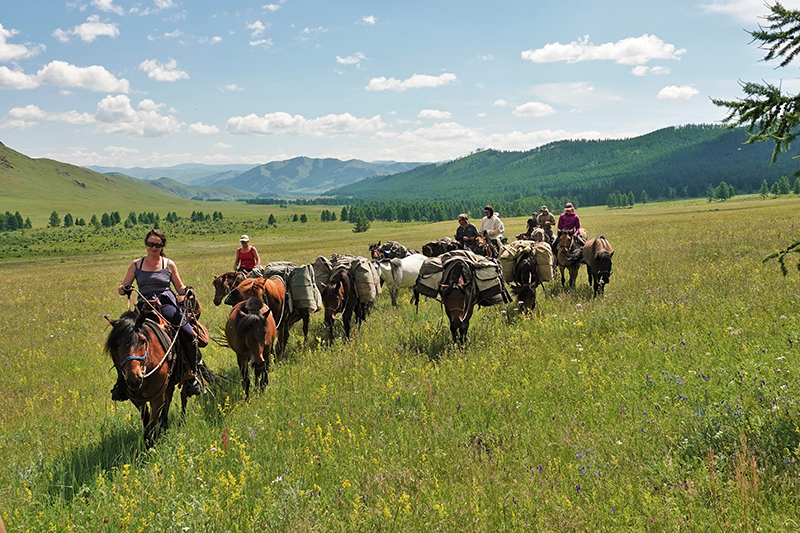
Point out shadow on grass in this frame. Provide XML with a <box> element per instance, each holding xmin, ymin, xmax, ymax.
<box><xmin>44</xmin><ymin>421</ymin><xmax>145</xmax><ymax>502</ymax></box>
<box><xmin>195</xmin><ymin>363</ymin><xmax>245</xmax><ymax>426</ymax></box>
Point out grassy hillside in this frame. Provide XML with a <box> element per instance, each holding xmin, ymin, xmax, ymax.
<box><xmin>149</xmin><ymin>177</ymin><xmax>256</xmax><ymax>200</ymax></box>
<box><xmin>2</xmin><ymin>196</ymin><xmax>800</xmax><ymax>530</ymax></box>
<box><xmin>330</xmin><ymin>125</ymin><xmax>798</xmax><ymax>205</ymax></box>
<box><xmin>87</xmin><ymin>163</ymin><xmax>256</xmax><ymax>183</ymax></box>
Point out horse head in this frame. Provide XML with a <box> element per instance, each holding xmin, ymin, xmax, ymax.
<box><xmin>105</xmin><ymin>311</ymin><xmax>150</xmax><ymax>391</ymax></box>
<box><xmin>212</xmin><ymin>271</ymin><xmax>245</xmax><ymax>306</ymax></box>
<box><xmin>369</xmin><ymin>241</ymin><xmax>383</xmax><ymax>260</ymax></box>
<box><xmin>512</xmin><ymin>253</ymin><xmax>538</xmax><ymax>314</ymax></box>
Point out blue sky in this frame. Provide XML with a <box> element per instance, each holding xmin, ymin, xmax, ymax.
<box><xmin>1</xmin><ymin>0</ymin><xmax>797</xmax><ymax>167</ymax></box>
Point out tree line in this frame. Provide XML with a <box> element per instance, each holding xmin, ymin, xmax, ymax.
<box><xmin>44</xmin><ymin>210</ymin><xmax>224</xmax><ymax>229</ymax></box>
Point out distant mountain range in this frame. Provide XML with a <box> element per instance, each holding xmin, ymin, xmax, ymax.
<box><xmin>327</xmin><ymin>125</ymin><xmax>800</xmax><ymax>206</ymax></box>
<box><xmin>89</xmin><ymin>157</ymin><xmax>423</xmax><ymax>198</ymax></box>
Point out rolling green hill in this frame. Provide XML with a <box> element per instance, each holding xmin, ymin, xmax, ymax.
<box><xmin>148</xmin><ymin>177</ymin><xmax>256</xmax><ymax>200</ymax></box>
<box><xmin>328</xmin><ymin>125</ymin><xmax>798</xmax><ymax>205</ymax></box>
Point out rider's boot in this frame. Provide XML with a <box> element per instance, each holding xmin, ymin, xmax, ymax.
<box><xmin>181</xmin><ymin>339</ymin><xmax>204</xmax><ymax>397</ymax></box>
<box><xmin>111</xmin><ymin>375</ymin><xmax>129</xmax><ymax>402</ymax></box>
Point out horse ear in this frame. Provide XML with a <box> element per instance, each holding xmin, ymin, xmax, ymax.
<box><xmin>134</xmin><ymin>311</ymin><xmax>146</xmax><ymax>327</ymax></box>
<box><xmin>377</xmin><ymin>241</ymin><xmax>381</xmax><ymax>246</ymax></box>
<box><xmin>319</xmin><ymin>282</ymin><xmax>327</xmax><ymax>291</ymax></box>
<box><xmin>104</xmin><ymin>315</ymin><xmax>116</xmax><ymax>325</ymax></box>
<box><xmin>609</xmin><ymin>251</ymin><xmax>614</xmax><ymax>258</ymax></box>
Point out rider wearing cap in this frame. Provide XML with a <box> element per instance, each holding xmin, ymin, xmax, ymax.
<box><xmin>233</xmin><ymin>234</ymin><xmax>260</xmax><ymax>273</ymax></box>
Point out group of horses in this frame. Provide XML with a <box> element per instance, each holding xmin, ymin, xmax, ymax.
<box><xmin>105</xmin><ymin>230</ymin><xmax>613</xmax><ymax>446</ymax></box>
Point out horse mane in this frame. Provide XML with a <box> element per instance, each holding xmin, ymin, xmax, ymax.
<box><xmin>237</xmin><ymin>278</ymin><xmax>264</xmax><ymax>300</ymax></box>
<box><xmin>235</xmin><ymin>296</ymin><xmax>269</xmax><ymax>339</ymax></box>
<box><xmin>105</xmin><ymin>311</ymin><xmax>144</xmax><ymax>355</ymax></box>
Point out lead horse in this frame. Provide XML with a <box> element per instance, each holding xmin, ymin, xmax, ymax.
<box><xmin>225</xmin><ymin>296</ymin><xmax>277</xmax><ymax>398</ymax></box>
<box><xmin>105</xmin><ymin>311</ymin><xmax>188</xmax><ymax>447</ymax></box>
<box><xmin>583</xmin><ymin>236</ymin><xmax>614</xmax><ymax>297</ymax></box>
<box><xmin>557</xmin><ymin>230</ymin><xmax>585</xmax><ymax>288</ymax></box>
<box><xmin>320</xmin><ymin>268</ymin><xmax>368</xmax><ymax>342</ymax></box>
<box><xmin>440</xmin><ymin>259</ymin><xmax>476</xmax><ymax>348</ymax></box>
<box><xmin>511</xmin><ymin>252</ymin><xmax>538</xmax><ymax>314</ymax></box>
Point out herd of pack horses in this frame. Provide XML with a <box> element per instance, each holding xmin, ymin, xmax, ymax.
<box><xmin>105</xmin><ymin>228</ymin><xmax>613</xmax><ymax>446</ymax></box>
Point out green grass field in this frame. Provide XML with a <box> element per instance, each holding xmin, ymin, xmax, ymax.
<box><xmin>1</xmin><ymin>196</ymin><xmax>800</xmax><ymax>531</ymax></box>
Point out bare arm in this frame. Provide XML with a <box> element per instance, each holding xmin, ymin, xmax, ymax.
<box><xmin>118</xmin><ymin>261</ymin><xmax>137</xmax><ymax>295</ymax></box>
<box><xmin>233</xmin><ymin>249</ymin><xmax>241</xmax><ymax>271</ymax></box>
<box><xmin>168</xmin><ymin>259</ymin><xmax>187</xmax><ymax>296</ymax></box>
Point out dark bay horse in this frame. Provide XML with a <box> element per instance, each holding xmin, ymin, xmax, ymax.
<box><xmin>440</xmin><ymin>259</ymin><xmax>476</xmax><ymax>347</ymax></box>
<box><xmin>212</xmin><ymin>271</ymin><xmax>246</xmax><ymax>306</ymax></box>
<box><xmin>320</xmin><ymin>268</ymin><xmax>367</xmax><ymax>342</ymax></box>
<box><xmin>557</xmin><ymin>230</ymin><xmax>584</xmax><ymax>288</ymax></box>
<box><xmin>583</xmin><ymin>236</ymin><xmax>614</xmax><ymax>297</ymax></box>
<box><xmin>422</xmin><ymin>238</ymin><xmax>460</xmax><ymax>257</ymax></box>
<box><xmin>225</xmin><ymin>296</ymin><xmax>277</xmax><ymax>398</ymax></box>
<box><xmin>470</xmin><ymin>231</ymin><xmax>496</xmax><ymax>259</ymax></box>
<box><xmin>512</xmin><ymin>252</ymin><xmax>538</xmax><ymax>314</ymax></box>
<box><xmin>105</xmin><ymin>311</ymin><xmax>187</xmax><ymax>447</ymax></box>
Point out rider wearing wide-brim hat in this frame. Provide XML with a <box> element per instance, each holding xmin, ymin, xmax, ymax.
<box><xmin>557</xmin><ymin>203</ymin><xmax>585</xmax><ymax>245</ymax></box>
<box><xmin>530</xmin><ymin>205</ymin><xmax>556</xmax><ymax>243</ymax></box>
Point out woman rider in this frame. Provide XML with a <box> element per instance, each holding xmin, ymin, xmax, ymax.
<box><xmin>557</xmin><ymin>202</ymin><xmax>585</xmax><ymax>246</ymax></box>
<box><xmin>233</xmin><ymin>234</ymin><xmax>260</xmax><ymax>273</ymax></box>
<box><xmin>454</xmin><ymin>213</ymin><xmax>479</xmax><ymax>251</ymax></box>
<box><xmin>113</xmin><ymin>229</ymin><xmax>203</xmax><ymax>401</ymax></box>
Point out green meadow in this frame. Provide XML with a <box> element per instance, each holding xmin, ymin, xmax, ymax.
<box><xmin>1</xmin><ymin>196</ymin><xmax>800</xmax><ymax>531</ymax></box>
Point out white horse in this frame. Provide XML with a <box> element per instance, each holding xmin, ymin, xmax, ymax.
<box><xmin>374</xmin><ymin>253</ymin><xmax>426</xmax><ymax>306</ymax></box>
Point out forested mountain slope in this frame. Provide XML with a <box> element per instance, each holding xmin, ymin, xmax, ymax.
<box><xmin>328</xmin><ymin>125</ymin><xmax>795</xmax><ymax>205</ymax></box>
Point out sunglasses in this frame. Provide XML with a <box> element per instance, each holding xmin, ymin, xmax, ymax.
<box><xmin>146</xmin><ymin>241</ymin><xmax>164</xmax><ymax>248</ymax></box>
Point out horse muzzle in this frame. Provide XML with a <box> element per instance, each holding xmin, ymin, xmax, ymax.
<box><xmin>125</xmin><ymin>373</ymin><xmax>144</xmax><ymax>391</ymax></box>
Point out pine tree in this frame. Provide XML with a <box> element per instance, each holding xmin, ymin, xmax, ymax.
<box><xmin>292</xmin><ymin>213</ymin><xmax>299</xmax><ymax>222</ymax></box>
<box><xmin>340</xmin><ymin>206</ymin><xmax>348</xmax><ymax>222</ymax></box>
<box><xmin>352</xmin><ymin>215</ymin><xmax>370</xmax><ymax>233</ymax></box>
<box><xmin>128</xmin><ymin>212</ymin><xmax>137</xmax><ymax>225</ymax></box>
<box><xmin>49</xmin><ymin>211</ymin><xmax>60</xmax><ymax>227</ymax></box>
<box><xmin>90</xmin><ymin>214</ymin><xmax>100</xmax><ymax>228</ymax></box>
<box><xmin>707</xmin><ymin>185</ymin><xmax>716</xmax><ymax>202</ymax></box>
<box><xmin>771</xmin><ymin>181</ymin><xmax>780</xmax><ymax>195</ymax></box>
<box><xmin>794</xmin><ymin>177</ymin><xmax>800</xmax><ymax>194</ymax></box>
<box><xmin>75</xmin><ymin>218</ymin><xmax>85</xmax><ymax>226</ymax></box>
<box><xmin>5</xmin><ymin>212</ymin><xmax>18</xmax><ymax>231</ymax></box>
<box><xmin>627</xmin><ymin>191</ymin><xmax>635</xmax><ymax>207</ymax></box>
<box><xmin>716</xmin><ymin>181</ymin><xmax>731</xmax><ymax>201</ymax></box>
<box><xmin>14</xmin><ymin>212</ymin><xmax>23</xmax><ymax>229</ymax></box>
<box><xmin>24</xmin><ymin>217</ymin><xmax>32</xmax><ymax>229</ymax></box>
<box><xmin>759</xmin><ymin>179</ymin><xmax>770</xmax><ymax>198</ymax></box>
<box><xmin>300</xmin><ymin>214</ymin><xmax>308</xmax><ymax>223</ymax></box>
<box><xmin>778</xmin><ymin>175</ymin><xmax>792</xmax><ymax>194</ymax></box>
<box><xmin>111</xmin><ymin>211</ymin><xmax>121</xmax><ymax>225</ymax></box>
<box><xmin>101</xmin><ymin>213</ymin><xmax>112</xmax><ymax>227</ymax></box>
<box><xmin>330</xmin><ymin>211</ymin><xmax>336</xmax><ymax>221</ymax></box>
<box><xmin>640</xmin><ymin>190</ymin><xmax>649</xmax><ymax>204</ymax></box>
<box><xmin>63</xmin><ymin>213</ymin><xmax>74</xmax><ymax>227</ymax></box>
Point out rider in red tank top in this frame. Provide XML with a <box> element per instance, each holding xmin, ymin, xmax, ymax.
<box><xmin>233</xmin><ymin>234</ymin><xmax>260</xmax><ymax>272</ymax></box>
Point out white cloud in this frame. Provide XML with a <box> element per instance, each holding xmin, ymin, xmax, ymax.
<box><xmin>54</xmin><ymin>15</ymin><xmax>120</xmax><ymax>43</ymax></box>
<box><xmin>263</xmin><ymin>4</ymin><xmax>280</xmax><ymax>11</ymax></box>
<box><xmin>477</xmin><ymin>113</ymin><xmax>487</xmax><ymax>117</ymax></box>
<box><xmin>188</xmin><ymin>122</ymin><xmax>220</xmax><ymax>134</ymax></box>
<box><xmin>657</xmin><ymin>85</ymin><xmax>699</xmax><ymax>100</ymax></box>
<box><xmin>210</xmin><ymin>36</ymin><xmax>222</xmax><ymax>43</ymax></box>
<box><xmin>214</xmin><ymin>142</ymin><xmax>233</xmax><ymax>149</ymax></box>
<box><xmin>221</xmin><ymin>84</ymin><xmax>244</xmax><ymax>91</ymax></box>
<box><xmin>247</xmin><ymin>20</ymin><xmax>267</xmax><ymax>37</ymax></box>
<box><xmin>2</xmin><ymin>104</ymin><xmax>96</xmax><ymax>129</ymax></box>
<box><xmin>478</xmin><ymin>54</ymin><xmax>494</xmax><ymax>61</ymax></box>
<box><xmin>361</xmin><ymin>15</ymin><xmax>376</xmax><ymax>25</ymax></box>
<box><xmin>366</xmin><ymin>73</ymin><xmax>457</xmax><ymax>92</ymax></box>
<box><xmin>227</xmin><ymin>111</ymin><xmax>385</xmax><ymax>136</ymax></box>
<box><xmin>0</xmin><ymin>60</ymin><xmax>130</xmax><ymax>92</ymax></box>
<box><xmin>95</xmin><ymin>95</ymin><xmax>183</xmax><ymax>136</ymax></box>
<box><xmin>418</xmin><ymin>109</ymin><xmax>452</xmax><ymax>119</ymax></box>
<box><xmin>153</xmin><ymin>0</ymin><xmax>175</xmax><ymax>9</ymax></box>
<box><xmin>701</xmin><ymin>0</ymin><xmax>800</xmax><ymax>22</ymax></box>
<box><xmin>527</xmin><ymin>82</ymin><xmax>623</xmax><ymax>110</ymax></box>
<box><xmin>164</xmin><ymin>29</ymin><xmax>183</xmax><ymax>38</ymax></box>
<box><xmin>299</xmin><ymin>27</ymin><xmax>327</xmax><ymax>41</ymax></box>
<box><xmin>513</xmin><ymin>101</ymin><xmax>556</xmax><ymax>117</ymax></box>
<box><xmin>250</xmin><ymin>39</ymin><xmax>273</xmax><ymax>47</ymax></box>
<box><xmin>336</xmin><ymin>52</ymin><xmax>366</xmax><ymax>67</ymax></box>
<box><xmin>0</xmin><ymin>24</ymin><xmax>45</xmax><ymax>61</ymax></box>
<box><xmin>631</xmin><ymin>65</ymin><xmax>670</xmax><ymax>76</ymax></box>
<box><xmin>104</xmin><ymin>145</ymin><xmax>140</xmax><ymax>154</ymax></box>
<box><xmin>494</xmin><ymin>99</ymin><xmax>510</xmax><ymax>107</ymax></box>
<box><xmin>139</xmin><ymin>58</ymin><xmax>189</xmax><ymax>82</ymax></box>
<box><xmin>522</xmin><ymin>34</ymin><xmax>685</xmax><ymax>66</ymax></box>
<box><xmin>92</xmin><ymin>0</ymin><xmax>125</xmax><ymax>15</ymax></box>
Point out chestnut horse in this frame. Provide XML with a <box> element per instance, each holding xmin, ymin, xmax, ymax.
<box><xmin>105</xmin><ymin>311</ymin><xmax>188</xmax><ymax>447</ymax></box>
<box><xmin>212</xmin><ymin>271</ymin><xmax>246</xmax><ymax>306</ymax></box>
<box><xmin>557</xmin><ymin>230</ymin><xmax>584</xmax><ymax>288</ymax></box>
<box><xmin>231</xmin><ymin>277</ymin><xmax>296</xmax><ymax>358</ymax></box>
<box><xmin>512</xmin><ymin>252</ymin><xmax>538</xmax><ymax>314</ymax></box>
<box><xmin>583</xmin><ymin>236</ymin><xmax>614</xmax><ymax>297</ymax></box>
<box><xmin>225</xmin><ymin>296</ymin><xmax>277</xmax><ymax>398</ymax></box>
<box><xmin>320</xmin><ymin>268</ymin><xmax>367</xmax><ymax>342</ymax></box>
<box><xmin>440</xmin><ymin>259</ymin><xmax>476</xmax><ymax>347</ymax></box>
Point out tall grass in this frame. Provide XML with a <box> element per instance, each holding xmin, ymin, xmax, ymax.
<box><xmin>1</xmin><ymin>196</ymin><xmax>800</xmax><ymax>530</ymax></box>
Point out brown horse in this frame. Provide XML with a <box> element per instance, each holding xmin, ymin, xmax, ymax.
<box><xmin>512</xmin><ymin>252</ymin><xmax>538</xmax><ymax>314</ymax></box>
<box><xmin>320</xmin><ymin>268</ymin><xmax>367</xmax><ymax>342</ymax></box>
<box><xmin>231</xmin><ymin>277</ymin><xmax>298</xmax><ymax>357</ymax></box>
<box><xmin>212</xmin><ymin>271</ymin><xmax>246</xmax><ymax>306</ymax></box>
<box><xmin>225</xmin><ymin>296</ymin><xmax>277</xmax><ymax>398</ymax></box>
<box><xmin>583</xmin><ymin>236</ymin><xmax>614</xmax><ymax>297</ymax></box>
<box><xmin>470</xmin><ymin>231</ymin><xmax>497</xmax><ymax>258</ymax></box>
<box><xmin>422</xmin><ymin>238</ymin><xmax>460</xmax><ymax>257</ymax></box>
<box><xmin>440</xmin><ymin>259</ymin><xmax>476</xmax><ymax>347</ymax></box>
<box><xmin>557</xmin><ymin>230</ymin><xmax>584</xmax><ymax>288</ymax></box>
<box><xmin>105</xmin><ymin>311</ymin><xmax>187</xmax><ymax>447</ymax></box>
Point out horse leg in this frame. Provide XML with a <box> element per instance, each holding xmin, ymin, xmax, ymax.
<box><xmin>240</xmin><ymin>360</ymin><xmax>251</xmax><ymax>399</ymax></box>
<box><xmin>139</xmin><ymin>403</ymin><xmax>152</xmax><ymax>446</ymax></box>
<box><xmin>390</xmin><ymin>287</ymin><xmax>398</xmax><ymax>307</ymax></box>
<box><xmin>325</xmin><ymin>315</ymin><xmax>335</xmax><ymax>343</ymax></box>
<box><xmin>560</xmin><ymin>265</ymin><xmax>566</xmax><ymax>287</ymax></box>
<box><xmin>302</xmin><ymin>315</ymin><xmax>309</xmax><ymax>343</ymax></box>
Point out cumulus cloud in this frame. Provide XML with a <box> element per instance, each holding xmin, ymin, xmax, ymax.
<box><xmin>104</xmin><ymin>145</ymin><xmax>140</xmax><ymax>154</ymax></box>
<box><xmin>247</xmin><ymin>20</ymin><xmax>267</xmax><ymax>37</ymax></box>
<box><xmin>366</xmin><ymin>73</ymin><xmax>457</xmax><ymax>92</ymax></box>
<box><xmin>139</xmin><ymin>58</ymin><xmax>189</xmax><ymax>81</ymax></box>
<box><xmin>522</xmin><ymin>34</ymin><xmax>685</xmax><ymax>66</ymax></box>
<box><xmin>361</xmin><ymin>15</ymin><xmax>376</xmax><ymax>25</ymax></box>
<box><xmin>2</xmin><ymin>104</ymin><xmax>96</xmax><ymax>129</ymax></box>
<box><xmin>527</xmin><ymin>82</ymin><xmax>623</xmax><ymax>110</ymax></box>
<box><xmin>701</xmin><ymin>0</ymin><xmax>800</xmax><ymax>22</ymax></box>
<box><xmin>418</xmin><ymin>109</ymin><xmax>452</xmax><ymax>119</ymax></box>
<box><xmin>250</xmin><ymin>38</ymin><xmax>273</xmax><ymax>47</ymax></box>
<box><xmin>263</xmin><ymin>3</ymin><xmax>280</xmax><ymax>11</ymax></box>
<box><xmin>657</xmin><ymin>85</ymin><xmax>699</xmax><ymax>100</ymax></box>
<box><xmin>336</xmin><ymin>52</ymin><xmax>366</xmax><ymax>67</ymax></box>
<box><xmin>188</xmin><ymin>122</ymin><xmax>219</xmax><ymax>134</ymax></box>
<box><xmin>513</xmin><ymin>102</ymin><xmax>556</xmax><ymax>117</ymax></box>
<box><xmin>214</xmin><ymin>142</ymin><xmax>233</xmax><ymax>149</ymax></box>
<box><xmin>95</xmin><ymin>95</ymin><xmax>183</xmax><ymax>136</ymax></box>
<box><xmin>91</xmin><ymin>0</ymin><xmax>125</xmax><ymax>15</ymax></box>
<box><xmin>164</xmin><ymin>29</ymin><xmax>182</xmax><ymax>38</ymax></box>
<box><xmin>53</xmin><ymin>15</ymin><xmax>120</xmax><ymax>43</ymax></box>
<box><xmin>221</xmin><ymin>84</ymin><xmax>244</xmax><ymax>91</ymax></box>
<box><xmin>0</xmin><ymin>24</ymin><xmax>45</xmax><ymax>62</ymax></box>
<box><xmin>153</xmin><ymin>0</ymin><xmax>175</xmax><ymax>9</ymax></box>
<box><xmin>227</xmin><ymin>111</ymin><xmax>385</xmax><ymax>136</ymax></box>
<box><xmin>494</xmin><ymin>99</ymin><xmax>510</xmax><ymax>107</ymax></box>
<box><xmin>0</xmin><ymin>60</ymin><xmax>130</xmax><ymax>92</ymax></box>
<box><xmin>631</xmin><ymin>65</ymin><xmax>670</xmax><ymax>76</ymax></box>
<box><xmin>299</xmin><ymin>27</ymin><xmax>327</xmax><ymax>41</ymax></box>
